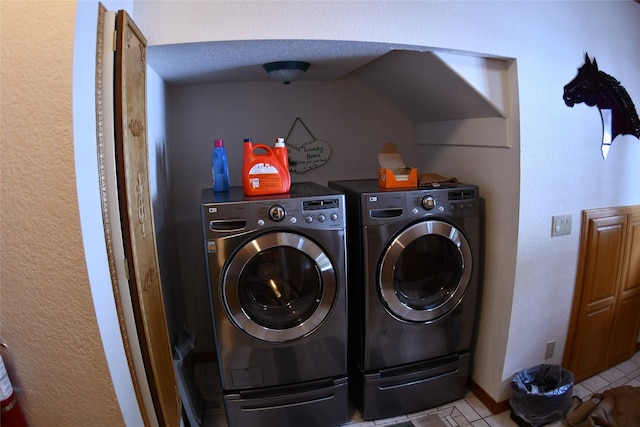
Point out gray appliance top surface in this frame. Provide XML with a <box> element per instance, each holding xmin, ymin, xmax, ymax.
<box><xmin>328</xmin><ymin>179</ymin><xmax>477</xmax><ymax>196</ymax></box>
<box><xmin>201</xmin><ymin>181</ymin><xmax>342</xmax><ymax>205</ymax></box>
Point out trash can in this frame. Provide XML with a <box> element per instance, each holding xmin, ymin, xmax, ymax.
<box><xmin>510</xmin><ymin>364</ymin><xmax>574</xmax><ymax>427</ymax></box>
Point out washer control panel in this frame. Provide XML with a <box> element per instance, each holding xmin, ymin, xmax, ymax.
<box><xmin>253</xmin><ymin>196</ymin><xmax>345</xmax><ymax>230</ymax></box>
<box><xmin>202</xmin><ymin>183</ymin><xmax>347</xmax><ymax>236</ymax></box>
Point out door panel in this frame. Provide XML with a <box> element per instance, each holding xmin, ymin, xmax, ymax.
<box><xmin>564</xmin><ymin>206</ymin><xmax>640</xmax><ymax>383</ymax></box>
<box><xmin>114</xmin><ymin>10</ymin><xmax>181</xmax><ymax>426</ymax></box>
<box><xmin>622</xmin><ymin>213</ymin><xmax>640</xmax><ymax>293</ymax></box>
<box><xmin>583</xmin><ymin>216</ymin><xmax>625</xmax><ymax>304</ymax></box>
<box><xmin>222</xmin><ymin>231</ymin><xmax>337</xmax><ymax>342</ymax></box>
<box><xmin>568</xmin><ymin>214</ymin><xmax>625</xmax><ymax>381</ymax></box>
<box><xmin>608</xmin><ymin>213</ymin><xmax>640</xmax><ymax>366</ymax></box>
<box><xmin>378</xmin><ymin>220</ymin><xmax>472</xmax><ymax>322</ymax></box>
<box><xmin>606</xmin><ymin>292</ymin><xmax>640</xmax><ymax>365</ymax></box>
<box><xmin>569</xmin><ymin>305</ymin><xmax>614</xmax><ymax>380</ymax></box>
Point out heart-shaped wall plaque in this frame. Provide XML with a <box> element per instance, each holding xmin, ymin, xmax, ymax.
<box><xmin>284</xmin><ymin>117</ymin><xmax>332</xmax><ymax>174</ymax></box>
<box><xmin>286</xmin><ymin>139</ymin><xmax>332</xmax><ymax>174</ymax></box>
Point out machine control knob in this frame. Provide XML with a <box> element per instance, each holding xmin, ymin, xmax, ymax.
<box><xmin>257</xmin><ymin>219</ymin><xmax>265</xmax><ymax>227</ymax></box>
<box><xmin>421</xmin><ymin>195</ymin><xmax>436</xmax><ymax>210</ymax></box>
<box><xmin>318</xmin><ymin>214</ymin><xmax>326</xmax><ymax>222</ymax></box>
<box><xmin>330</xmin><ymin>213</ymin><xmax>339</xmax><ymax>221</ymax></box>
<box><xmin>305</xmin><ymin>215</ymin><xmax>313</xmax><ymax>223</ymax></box>
<box><xmin>268</xmin><ymin>205</ymin><xmax>286</xmax><ymax>222</ymax></box>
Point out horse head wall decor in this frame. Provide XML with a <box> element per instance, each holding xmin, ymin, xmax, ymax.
<box><xmin>563</xmin><ymin>53</ymin><xmax>640</xmax><ymax>159</ymax></box>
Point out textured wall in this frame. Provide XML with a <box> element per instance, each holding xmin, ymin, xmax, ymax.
<box><xmin>0</xmin><ymin>1</ymin><xmax>123</xmax><ymax>425</ymax></box>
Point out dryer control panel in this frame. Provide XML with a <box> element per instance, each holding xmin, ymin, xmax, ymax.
<box><xmin>353</xmin><ymin>184</ymin><xmax>479</xmax><ymax>226</ymax></box>
<box><xmin>406</xmin><ymin>187</ymin><xmax>478</xmax><ymax>217</ymax></box>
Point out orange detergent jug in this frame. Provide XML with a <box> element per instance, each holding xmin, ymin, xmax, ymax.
<box><xmin>242</xmin><ymin>138</ymin><xmax>291</xmax><ymax>196</ymax></box>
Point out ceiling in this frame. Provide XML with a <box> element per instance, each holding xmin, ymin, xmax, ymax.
<box><xmin>146</xmin><ymin>39</ymin><xmax>434</xmax><ymax>85</ymax></box>
<box><xmin>146</xmin><ymin>39</ymin><xmax>505</xmax><ymax>122</ymax></box>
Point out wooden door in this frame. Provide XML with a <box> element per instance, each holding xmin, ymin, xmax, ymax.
<box><xmin>564</xmin><ymin>206</ymin><xmax>640</xmax><ymax>383</ymax></box>
<box><xmin>114</xmin><ymin>10</ymin><xmax>181</xmax><ymax>426</ymax></box>
<box><xmin>609</xmin><ymin>212</ymin><xmax>640</xmax><ymax>364</ymax></box>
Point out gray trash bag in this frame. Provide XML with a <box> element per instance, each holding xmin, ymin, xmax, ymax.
<box><xmin>510</xmin><ymin>364</ymin><xmax>574</xmax><ymax>427</ymax></box>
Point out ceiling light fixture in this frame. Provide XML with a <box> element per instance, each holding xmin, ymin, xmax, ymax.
<box><xmin>263</xmin><ymin>61</ymin><xmax>310</xmax><ymax>84</ymax></box>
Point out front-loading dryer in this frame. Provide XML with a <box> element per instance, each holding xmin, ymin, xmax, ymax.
<box><xmin>201</xmin><ymin>182</ymin><xmax>348</xmax><ymax>427</ymax></box>
<box><xmin>328</xmin><ymin>179</ymin><xmax>482</xmax><ymax>420</ymax></box>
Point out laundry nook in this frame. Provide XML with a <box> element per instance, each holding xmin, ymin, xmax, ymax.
<box><xmin>2</xmin><ymin>2</ymin><xmax>639</xmax><ymax>427</ymax></box>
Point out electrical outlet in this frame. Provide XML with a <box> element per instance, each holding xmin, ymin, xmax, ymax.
<box><xmin>545</xmin><ymin>341</ymin><xmax>555</xmax><ymax>359</ymax></box>
<box><xmin>552</xmin><ymin>215</ymin><xmax>572</xmax><ymax>237</ymax></box>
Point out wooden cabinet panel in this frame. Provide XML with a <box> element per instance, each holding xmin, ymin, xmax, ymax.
<box><xmin>582</xmin><ymin>216</ymin><xmax>625</xmax><ymax>304</ymax></box>
<box><xmin>564</xmin><ymin>206</ymin><xmax>640</xmax><ymax>383</ymax></box>
<box><xmin>623</xmin><ymin>214</ymin><xmax>640</xmax><ymax>293</ymax></box>
<box><xmin>569</xmin><ymin>305</ymin><xmax>615</xmax><ymax>380</ymax></box>
<box><xmin>607</xmin><ymin>292</ymin><xmax>640</xmax><ymax>366</ymax></box>
<box><xmin>608</xmin><ymin>213</ymin><xmax>640</xmax><ymax>366</ymax></box>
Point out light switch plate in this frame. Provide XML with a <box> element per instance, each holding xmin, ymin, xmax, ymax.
<box><xmin>552</xmin><ymin>214</ymin><xmax>572</xmax><ymax>237</ymax></box>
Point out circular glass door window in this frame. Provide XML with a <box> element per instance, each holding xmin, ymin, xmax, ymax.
<box><xmin>223</xmin><ymin>231</ymin><xmax>337</xmax><ymax>342</ymax></box>
<box><xmin>379</xmin><ymin>220</ymin><xmax>472</xmax><ymax>322</ymax></box>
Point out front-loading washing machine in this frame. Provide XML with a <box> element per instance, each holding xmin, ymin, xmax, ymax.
<box><xmin>201</xmin><ymin>182</ymin><xmax>349</xmax><ymax>427</ymax></box>
<box><xmin>328</xmin><ymin>179</ymin><xmax>482</xmax><ymax>420</ymax></box>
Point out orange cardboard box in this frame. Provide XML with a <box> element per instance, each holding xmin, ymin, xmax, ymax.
<box><xmin>377</xmin><ymin>143</ymin><xmax>418</xmax><ymax>188</ymax></box>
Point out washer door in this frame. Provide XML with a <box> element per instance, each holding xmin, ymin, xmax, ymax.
<box><xmin>378</xmin><ymin>219</ymin><xmax>472</xmax><ymax>322</ymax></box>
<box><xmin>223</xmin><ymin>231</ymin><xmax>337</xmax><ymax>342</ymax></box>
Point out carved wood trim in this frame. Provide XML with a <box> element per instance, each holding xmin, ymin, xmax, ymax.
<box><xmin>95</xmin><ymin>4</ymin><xmax>150</xmax><ymax>425</ymax></box>
<box><xmin>114</xmin><ymin>10</ymin><xmax>181</xmax><ymax>425</ymax></box>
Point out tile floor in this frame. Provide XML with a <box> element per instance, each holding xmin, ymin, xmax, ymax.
<box><xmin>194</xmin><ymin>351</ymin><xmax>640</xmax><ymax>427</ymax></box>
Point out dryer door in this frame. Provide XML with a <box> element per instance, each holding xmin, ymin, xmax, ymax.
<box><xmin>222</xmin><ymin>231</ymin><xmax>337</xmax><ymax>342</ymax></box>
<box><xmin>379</xmin><ymin>219</ymin><xmax>472</xmax><ymax>322</ymax></box>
